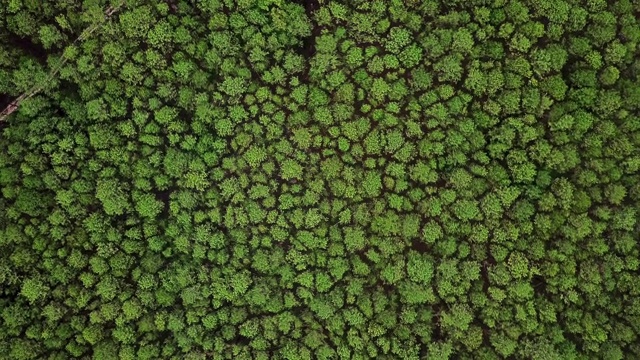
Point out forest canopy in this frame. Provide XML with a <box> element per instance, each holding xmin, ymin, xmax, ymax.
<box><xmin>1</xmin><ymin>0</ymin><xmax>640</xmax><ymax>359</ymax></box>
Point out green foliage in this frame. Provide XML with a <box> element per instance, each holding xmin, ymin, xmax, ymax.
<box><xmin>280</xmin><ymin>159</ymin><xmax>303</xmax><ymax>180</ymax></box>
<box><xmin>20</xmin><ymin>277</ymin><xmax>49</xmax><ymax>304</ymax></box>
<box><xmin>362</xmin><ymin>171</ymin><xmax>382</xmax><ymax>198</ymax></box>
<box><xmin>96</xmin><ymin>179</ymin><xmax>129</xmax><ymax>216</ymax></box>
<box><xmin>0</xmin><ymin>1</ymin><xmax>639</xmax><ymax>359</ymax></box>
<box><xmin>134</xmin><ymin>193</ymin><xmax>164</xmax><ymax>219</ymax></box>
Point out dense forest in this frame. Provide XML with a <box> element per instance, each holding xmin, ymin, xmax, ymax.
<box><xmin>1</xmin><ymin>0</ymin><xmax>640</xmax><ymax>358</ymax></box>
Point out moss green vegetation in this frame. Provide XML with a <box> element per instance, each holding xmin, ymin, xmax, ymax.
<box><xmin>1</xmin><ymin>0</ymin><xmax>640</xmax><ymax>359</ymax></box>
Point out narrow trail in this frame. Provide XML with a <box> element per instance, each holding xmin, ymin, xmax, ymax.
<box><xmin>0</xmin><ymin>3</ymin><xmax>125</xmax><ymax>123</ymax></box>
